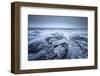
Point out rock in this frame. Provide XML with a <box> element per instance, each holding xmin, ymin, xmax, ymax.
<box><xmin>48</xmin><ymin>38</ymin><xmax>58</xmax><ymax>44</ymax></box>
<box><xmin>53</xmin><ymin>39</ymin><xmax>67</xmax><ymax>46</ymax></box>
<box><xmin>54</xmin><ymin>45</ymin><xmax>66</xmax><ymax>58</ymax></box>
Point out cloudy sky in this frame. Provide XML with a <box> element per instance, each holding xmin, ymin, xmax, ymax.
<box><xmin>28</xmin><ymin>15</ymin><xmax>88</xmax><ymax>29</ymax></box>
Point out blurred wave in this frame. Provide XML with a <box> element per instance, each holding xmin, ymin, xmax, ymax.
<box><xmin>28</xmin><ymin>29</ymin><xmax>88</xmax><ymax>61</ymax></box>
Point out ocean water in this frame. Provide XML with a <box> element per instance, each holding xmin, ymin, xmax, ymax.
<box><xmin>28</xmin><ymin>28</ymin><xmax>88</xmax><ymax>61</ymax></box>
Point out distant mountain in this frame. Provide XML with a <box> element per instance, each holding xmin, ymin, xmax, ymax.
<box><xmin>28</xmin><ymin>27</ymin><xmax>87</xmax><ymax>30</ymax></box>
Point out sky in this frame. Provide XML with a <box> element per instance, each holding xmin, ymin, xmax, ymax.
<box><xmin>28</xmin><ymin>15</ymin><xmax>88</xmax><ymax>29</ymax></box>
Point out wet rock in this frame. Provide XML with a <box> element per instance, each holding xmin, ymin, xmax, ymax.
<box><xmin>54</xmin><ymin>45</ymin><xmax>67</xmax><ymax>59</ymax></box>
<box><xmin>53</xmin><ymin>39</ymin><xmax>67</xmax><ymax>46</ymax></box>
